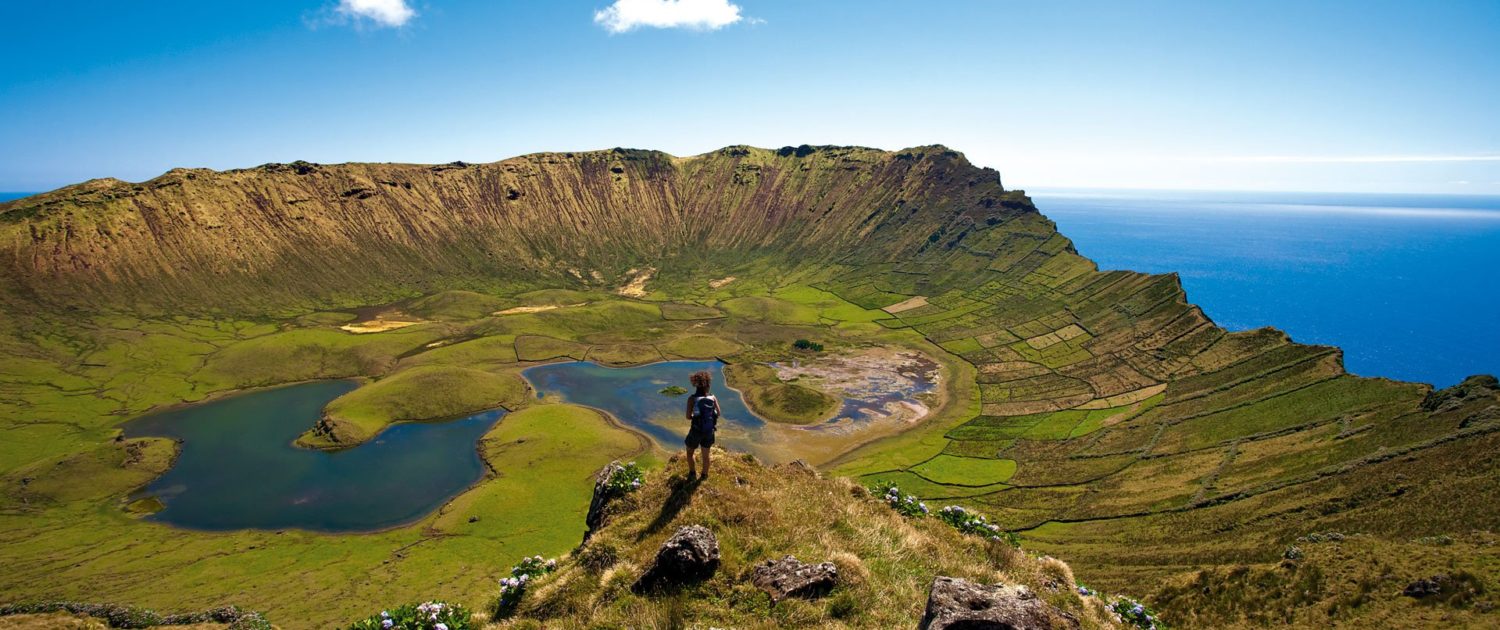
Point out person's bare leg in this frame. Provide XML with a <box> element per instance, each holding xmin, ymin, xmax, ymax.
<box><xmin>686</xmin><ymin>446</ymin><xmax>696</xmax><ymax>478</ymax></box>
<box><xmin>699</xmin><ymin>447</ymin><xmax>710</xmax><ymax>480</ymax></box>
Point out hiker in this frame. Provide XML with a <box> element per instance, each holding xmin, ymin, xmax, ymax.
<box><xmin>684</xmin><ymin>369</ymin><xmax>721</xmax><ymax>480</ymax></box>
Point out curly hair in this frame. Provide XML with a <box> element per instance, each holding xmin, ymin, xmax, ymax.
<box><xmin>689</xmin><ymin>370</ymin><xmax>713</xmax><ymax>390</ymax></box>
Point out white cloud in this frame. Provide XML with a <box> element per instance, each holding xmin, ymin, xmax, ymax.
<box><xmin>594</xmin><ymin>0</ymin><xmax>745</xmax><ymax>33</ymax></box>
<box><xmin>337</xmin><ymin>0</ymin><xmax>416</xmax><ymax>28</ymax></box>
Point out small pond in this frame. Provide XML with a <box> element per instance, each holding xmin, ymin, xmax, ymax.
<box><xmin>522</xmin><ymin>360</ymin><xmax>768</xmax><ymax>456</ymax></box>
<box><xmin>521</xmin><ymin>357</ymin><xmax>940</xmax><ymax>463</ymax></box>
<box><xmin>124</xmin><ymin>380</ymin><xmax>504</xmax><ymax>532</ymax></box>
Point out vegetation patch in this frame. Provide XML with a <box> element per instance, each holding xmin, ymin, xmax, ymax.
<box><xmin>658</xmin><ymin>334</ymin><xmax>743</xmax><ymax>359</ymax></box>
<box><xmin>514</xmin><ymin>335</ymin><xmax>588</xmax><ymax>361</ymax></box>
<box><xmin>302</xmin><ymin>365</ymin><xmax>528</xmax><ymax>448</ymax></box>
<box><xmin>725</xmin><ymin>362</ymin><xmax>839</xmax><ymax>425</ymax></box>
<box><xmin>911</xmin><ymin>455</ymin><xmax>1018</xmax><ymax>485</ymax></box>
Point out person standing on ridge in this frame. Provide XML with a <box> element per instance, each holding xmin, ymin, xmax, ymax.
<box><xmin>684</xmin><ymin>369</ymin><xmax>721</xmax><ymax>481</ymax></box>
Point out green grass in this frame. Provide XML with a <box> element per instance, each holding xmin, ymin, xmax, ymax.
<box><xmin>911</xmin><ymin>455</ymin><xmax>1018</xmax><ymax>485</ymax></box>
<box><xmin>514</xmin><ymin>335</ymin><xmax>588</xmax><ymax>361</ymax></box>
<box><xmin>657</xmin><ymin>334</ymin><xmax>744</xmax><ymax>359</ymax></box>
<box><xmin>659</xmin><ymin>302</ymin><xmax>725</xmax><ymax>320</ymax></box>
<box><xmin>303</xmin><ymin>365</ymin><xmax>529</xmax><ymax>447</ymax></box>
<box><xmin>401</xmin><ymin>334</ymin><xmax>519</xmax><ymax>367</ymax></box>
<box><xmin>406</xmin><ymin>290</ymin><xmax>509</xmax><ymax>320</ymax></box>
<box><xmin>718</xmin><ymin>296</ymin><xmax>821</xmax><ymax>325</ymax></box>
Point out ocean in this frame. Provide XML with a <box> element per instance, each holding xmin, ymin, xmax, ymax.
<box><xmin>1031</xmin><ymin>189</ymin><xmax>1500</xmax><ymax>388</ymax></box>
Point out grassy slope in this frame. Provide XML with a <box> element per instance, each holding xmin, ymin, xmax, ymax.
<box><xmin>499</xmin><ymin>451</ymin><xmax>1115</xmax><ymax>629</ymax></box>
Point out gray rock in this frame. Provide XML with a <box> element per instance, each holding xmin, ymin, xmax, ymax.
<box><xmin>918</xmin><ymin>576</ymin><xmax>1074</xmax><ymax>630</ymax></box>
<box><xmin>583</xmin><ymin>461</ymin><xmax>626</xmax><ymax>542</ymax></box>
<box><xmin>633</xmin><ymin>525</ymin><xmax>720</xmax><ymax>592</ymax></box>
<box><xmin>751</xmin><ymin>555</ymin><xmax>838</xmax><ymax>603</ymax></box>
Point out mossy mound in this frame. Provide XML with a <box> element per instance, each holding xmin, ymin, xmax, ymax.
<box><xmin>752</xmin><ymin>383</ymin><xmax>840</xmax><ymax>425</ymax></box>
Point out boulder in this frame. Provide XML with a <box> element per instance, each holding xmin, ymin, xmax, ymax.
<box><xmin>1403</xmin><ymin>574</ymin><xmax>1450</xmax><ymax>598</ymax></box>
<box><xmin>751</xmin><ymin>555</ymin><xmax>838</xmax><ymax>603</ymax></box>
<box><xmin>918</xmin><ymin>576</ymin><xmax>1073</xmax><ymax>630</ymax></box>
<box><xmin>633</xmin><ymin>525</ymin><xmax>720</xmax><ymax>592</ymax></box>
<box><xmin>583</xmin><ymin>461</ymin><xmax>626</xmax><ymax>542</ymax></box>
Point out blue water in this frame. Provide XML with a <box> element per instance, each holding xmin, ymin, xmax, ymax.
<box><xmin>124</xmin><ymin>380</ymin><xmax>505</xmax><ymax>532</ymax></box>
<box><xmin>0</xmin><ymin>192</ymin><xmax>34</xmax><ymax>202</ymax></box>
<box><xmin>522</xmin><ymin>360</ymin><xmax>770</xmax><ymax>456</ymax></box>
<box><xmin>1031</xmin><ymin>190</ymin><xmax>1500</xmax><ymax>388</ymax></box>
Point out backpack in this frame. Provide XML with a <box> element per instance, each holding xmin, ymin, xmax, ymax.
<box><xmin>691</xmin><ymin>395</ymin><xmax>720</xmax><ymax>432</ymax></box>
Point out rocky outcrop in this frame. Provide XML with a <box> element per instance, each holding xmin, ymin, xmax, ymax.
<box><xmin>583</xmin><ymin>461</ymin><xmax>626</xmax><ymax>542</ymax></box>
<box><xmin>750</xmin><ymin>555</ymin><xmax>838</xmax><ymax>603</ymax></box>
<box><xmin>918</xmin><ymin>576</ymin><xmax>1075</xmax><ymax>630</ymax></box>
<box><xmin>632</xmin><ymin>525</ymin><xmax>720</xmax><ymax>593</ymax></box>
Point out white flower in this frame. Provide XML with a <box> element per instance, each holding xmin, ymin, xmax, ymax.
<box><xmin>381</xmin><ymin>620</ymin><xmax>392</xmax><ymax>629</ymax></box>
<box><xmin>436</xmin><ymin>624</ymin><xmax>448</xmax><ymax>630</ymax></box>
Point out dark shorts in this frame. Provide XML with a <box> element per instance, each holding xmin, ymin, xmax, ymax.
<box><xmin>685</xmin><ymin>428</ymin><xmax>716</xmax><ymax>449</ymax></box>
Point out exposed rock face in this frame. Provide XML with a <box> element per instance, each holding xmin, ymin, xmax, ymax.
<box><xmin>918</xmin><ymin>576</ymin><xmax>1074</xmax><ymax>630</ymax></box>
<box><xmin>633</xmin><ymin>525</ymin><xmax>720</xmax><ymax>592</ymax></box>
<box><xmin>750</xmin><ymin>555</ymin><xmax>838</xmax><ymax>603</ymax></box>
<box><xmin>583</xmin><ymin>461</ymin><xmax>626</xmax><ymax>542</ymax></box>
<box><xmin>0</xmin><ymin>145</ymin><xmax>1011</xmax><ymax>313</ymax></box>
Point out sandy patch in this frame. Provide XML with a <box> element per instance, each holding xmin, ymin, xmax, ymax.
<box><xmin>618</xmin><ymin>267</ymin><xmax>655</xmax><ymax>298</ymax></box>
<box><xmin>493</xmin><ymin>303</ymin><xmax>586</xmax><ymax>315</ymax></box>
<box><xmin>882</xmin><ymin>295</ymin><xmax>929</xmax><ymax>314</ymax></box>
<box><xmin>709</xmin><ymin>276</ymin><xmax>737</xmax><ymax>289</ymax></box>
<box><xmin>340</xmin><ymin>320</ymin><xmax>422</xmax><ymax>334</ymax></box>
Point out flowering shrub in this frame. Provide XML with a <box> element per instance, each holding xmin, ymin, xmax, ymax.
<box><xmin>494</xmin><ymin>555</ymin><xmax>559</xmax><ymax>616</ymax></box>
<box><xmin>1077</xmin><ymin>582</ymin><xmax>1096</xmax><ymax>597</ymax></box>
<box><xmin>603</xmin><ymin>463</ymin><xmax>645</xmax><ymax>498</ymax></box>
<box><xmin>1109</xmin><ymin>596</ymin><xmax>1165</xmax><ymax>630</ymax></box>
<box><xmin>876</xmin><ymin>483</ymin><xmax>929</xmax><ymax>517</ymax></box>
<box><xmin>345</xmin><ymin>601</ymin><xmax>472</xmax><ymax>630</ymax></box>
<box><xmin>936</xmin><ymin>505</ymin><xmax>1020</xmax><ymax>548</ymax></box>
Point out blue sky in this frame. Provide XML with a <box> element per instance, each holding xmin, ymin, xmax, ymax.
<box><xmin>2</xmin><ymin>1</ymin><xmax>1498</xmax><ymax>193</ymax></box>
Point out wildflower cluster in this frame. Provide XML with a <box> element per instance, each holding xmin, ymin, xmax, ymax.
<box><xmin>1108</xmin><ymin>596</ymin><xmax>1164</xmax><ymax>630</ymax></box>
<box><xmin>936</xmin><ymin>505</ymin><xmax>1020</xmax><ymax>547</ymax></box>
<box><xmin>495</xmin><ymin>555</ymin><xmax>558</xmax><ymax>616</ymax></box>
<box><xmin>876</xmin><ymin>483</ymin><xmax>929</xmax><ymax>517</ymax></box>
<box><xmin>345</xmin><ymin>601</ymin><xmax>472</xmax><ymax>630</ymax></box>
<box><xmin>1076</xmin><ymin>582</ymin><xmax>1096</xmax><ymax>597</ymax></box>
<box><xmin>602</xmin><ymin>462</ymin><xmax>645</xmax><ymax>498</ymax></box>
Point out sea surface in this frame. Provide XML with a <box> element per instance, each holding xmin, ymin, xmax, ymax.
<box><xmin>1031</xmin><ymin>189</ymin><xmax>1500</xmax><ymax>388</ymax></box>
<box><xmin>124</xmin><ymin>380</ymin><xmax>504</xmax><ymax>532</ymax></box>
